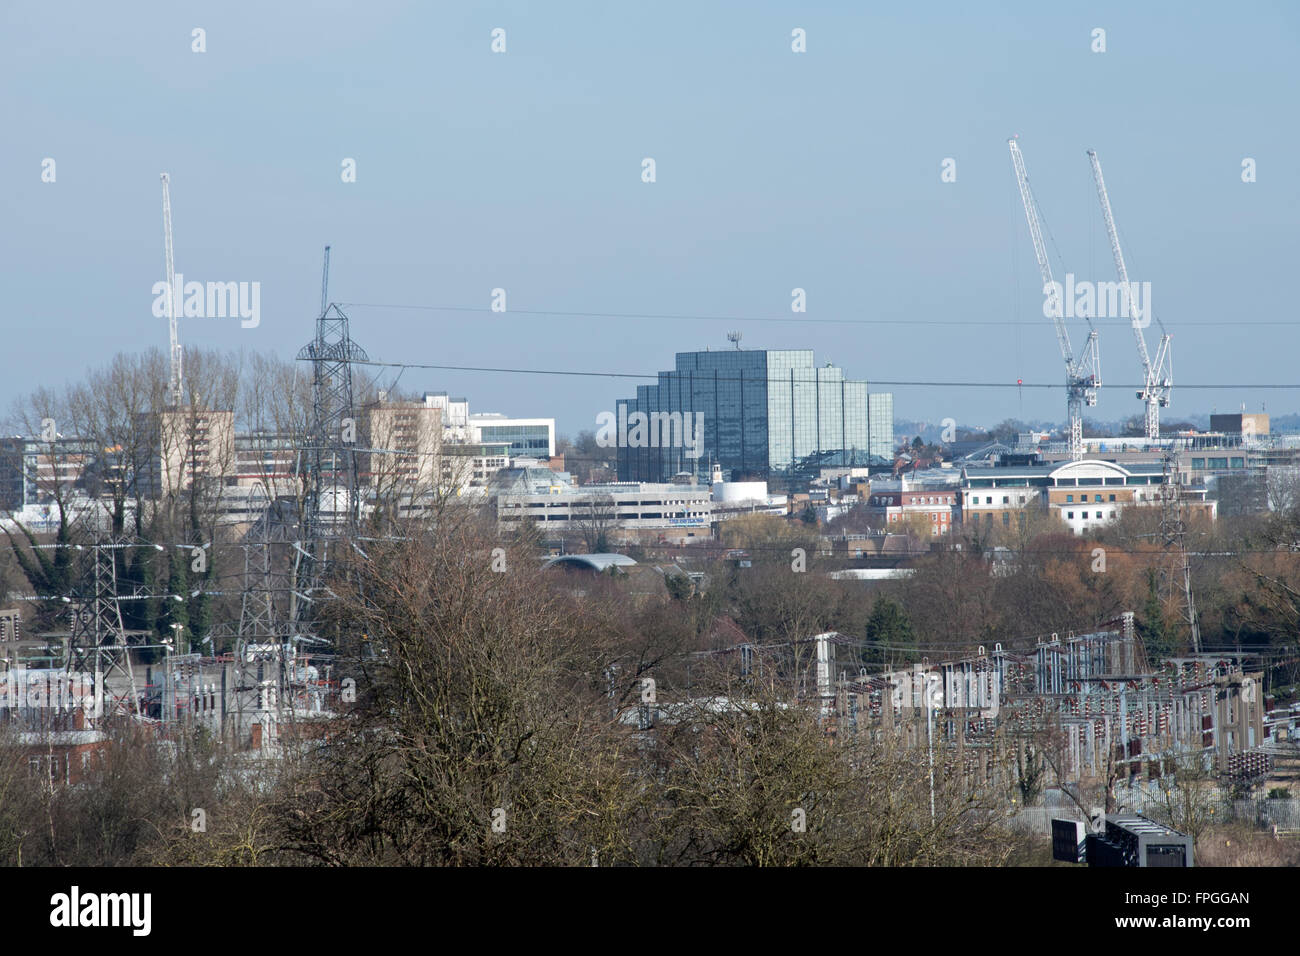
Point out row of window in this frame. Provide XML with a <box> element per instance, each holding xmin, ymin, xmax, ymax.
<box><xmin>1065</xmin><ymin>493</ymin><xmax>1117</xmax><ymax>503</ymax></box>
<box><xmin>1066</xmin><ymin>511</ymin><xmax>1116</xmax><ymax>521</ymax></box>
<box><xmin>873</xmin><ymin>495</ymin><xmax>951</xmax><ymax>505</ymax></box>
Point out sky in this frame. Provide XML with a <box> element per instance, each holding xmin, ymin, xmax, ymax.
<box><xmin>2</xmin><ymin>1</ymin><xmax>1297</xmax><ymax>438</ymax></box>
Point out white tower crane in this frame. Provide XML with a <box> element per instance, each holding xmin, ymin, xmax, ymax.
<box><xmin>1008</xmin><ymin>138</ymin><xmax>1100</xmax><ymax>461</ymax></box>
<box><xmin>1087</xmin><ymin>149</ymin><xmax>1172</xmax><ymax>441</ymax></box>
<box><xmin>160</xmin><ymin>173</ymin><xmax>182</xmax><ymax>408</ymax></box>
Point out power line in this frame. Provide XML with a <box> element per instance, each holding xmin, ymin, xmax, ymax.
<box><xmin>340</xmin><ymin>302</ymin><xmax>1295</xmax><ymax>328</ymax></box>
<box><xmin>344</xmin><ymin>358</ymin><xmax>1300</xmax><ymax>391</ymax></box>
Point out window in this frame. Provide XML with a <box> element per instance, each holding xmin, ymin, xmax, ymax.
<box><xmin>1066</xmin><ymin>494</ymin><xmax>1073</xmax><ymax>502</ymax></box>
<box><xmin>1095</xmin><ymin>494</ymin><xmax>1102</xmax><ymax>503</ymax></box>
<box><xmin>985</xmin><ymin>496</ymin><xmax>993</xmax><ymax>504</ymax></box>
<box><xmin>1082</xmin><ymin>511</ymin><xmax>1089</xmax><ymax>519</ymax></box>
<box><xmin>1002</xmin><ymin>512</ymin><xmax>1010</xmax><ymax>527</ymax></box>
<box><xmin>1067</xmin><ymin>511</ymin><xmax>1074</xmax><ymax>519</ymax></box>
<box><xmin>1109</xmin><ymin>494</ymin><xmax>1116</xmax><ymax>501</ymax></box>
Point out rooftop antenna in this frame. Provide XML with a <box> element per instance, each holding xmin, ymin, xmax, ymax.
<box><xmin>726</xmin><ymin>331</ymin><xmax>742</xmax><ymax>350</ymax></box>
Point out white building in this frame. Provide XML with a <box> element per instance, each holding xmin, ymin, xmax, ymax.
<box><xmin>496</xmin><ymin>482</ymin><xmax>713</xmax><ymax>538</ymax></box>
<box><xmin>421</xmin><ymin>392</ymin><xmax>555</xmax><ymax>459</ymax></box>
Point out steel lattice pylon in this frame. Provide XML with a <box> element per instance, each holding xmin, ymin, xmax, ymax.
<box><xmin>238</xmin><ymin>480</ymin><xmax>282</xmax><ymax>640</ymax></box>
<box><xmin>67</xmin><ymin>540</ymin><xmax>140</xmax><ymax>718</ymax></box>
<box><xmin>294</xmin><ymin>289</ymin><xmax>367</xmax><ymax>627</ymax></box>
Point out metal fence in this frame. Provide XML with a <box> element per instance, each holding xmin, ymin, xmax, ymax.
<box><xmin>1228</xmin><ymin>797</ymin><xmax>1300</xmax><ymax>832</ymax></box>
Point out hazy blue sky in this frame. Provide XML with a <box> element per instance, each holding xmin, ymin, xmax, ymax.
<box><xmin>3</xmin><ymin>1</ymin><xmax>1297</xmax><ymax>437</ymax></box>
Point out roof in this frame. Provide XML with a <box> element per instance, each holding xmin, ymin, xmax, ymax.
<box><xmin>962</xmin><ymin>458</ymin><xmax>1167</xmax><ymax>481</ymax></box>
<box><xmin>541</xmin><ymin>553</ymin><xmax>639</xmax><ymax>573</ymax></box>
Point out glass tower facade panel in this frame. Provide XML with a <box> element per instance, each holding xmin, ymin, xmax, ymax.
<box><xmin>615</xmin><ymin>348</ymin><xmax>892</xmax><ymax>484</ymax></box>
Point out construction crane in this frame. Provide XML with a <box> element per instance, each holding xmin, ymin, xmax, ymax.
<box><xmin>1008</xmin><ymin>137</ymin><xmax>1100</xmax><ymax>461</ymax></box>
<box><xmin>160</xmin><ymin>173</ymin><xmax>182</xmax><ymax>408</ymax></box>
<box><xmin>320</xmin><ymin>244</ymin><xmax>331</xmax><ymax>317</ymax></box>
<box><xmin>1087</xmin><ymin>149</ymin><xmax>1172</xmax><ymax>441</ymax></box>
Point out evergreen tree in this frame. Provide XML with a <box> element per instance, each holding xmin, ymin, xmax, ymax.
<box><xmin>1137</xmin><ymin>568</ymin><xmax>1175</xmax><ymax>663</ymax></box>
<box><xmin>163</xmin><ymin>550</ymin><xmax>190</xmax><ymax>650</ymax></box>
<box><xmin>862</xmin><ymin>594</ymin><xmax>916</xmax><ymax>670</ymax></box>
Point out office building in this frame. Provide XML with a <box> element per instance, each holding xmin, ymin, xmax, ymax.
<box><xmin>421</xmin><ymin>392</ymin><xmax>556</xmax><ymax>459</ymax></box>
<box><xmin>615</xmin><ymin>348</ymin><xmax>892</xmax><ymax>484</ymax></box>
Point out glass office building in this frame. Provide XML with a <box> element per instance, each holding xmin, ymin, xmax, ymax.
<box><xmin>615</xmin><ymin>349</ymin><xmax>893</xmax><ymax>483</ymax></box>
<box><xmin>475</xmin><ymin>422</ymin><xmax>553</xmax><ymax>458</ymax></box>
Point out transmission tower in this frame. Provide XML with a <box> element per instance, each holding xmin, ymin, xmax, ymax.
<box><xmin>66</xmin><ymin>540</ymin><xmax>141</xmax><ymax>718</ymax></box>
<box><xmin>238</xmin><ymin>480</ymin><xmax>283</xmax><ymax>641</ymax></box>
<box><xmin>293</xmin><ymin>247</ymin><xmax>368</xmax><ymax>627</ymax></box>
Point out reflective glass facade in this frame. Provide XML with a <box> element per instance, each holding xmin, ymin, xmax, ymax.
<box><xmin>616</xmin><ymin>349</ymin><xmax>892</xmax><ymax>482</ymax></box>
<box><xmin>478</xmin><ymin>423</ymin><xmax>552</xmax><ymax>457</ymax></box>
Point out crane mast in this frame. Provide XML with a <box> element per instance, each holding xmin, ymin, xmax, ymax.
<box><xmin>1087</xmin><ymin>149</ymin><xmax>1172</xmax><ymax>441</ymax></box>
<box><xmin>1008</xmin><ymin>138</ymin><xmax>1100</xmax><ymax>461</ymax></box>
<box><xmin>320</xmin><ymin>245</ymin><xmax>331</xmax><ymax>317</ymax></box>
<box><xmin>160</xmin><ymin>173</ymin><xmax>182</xmax><ymax>409</ymax></box>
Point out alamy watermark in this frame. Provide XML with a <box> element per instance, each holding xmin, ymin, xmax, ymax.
<box><xmin>595</xmin><ymin>409</ymin><xmax>703</xmax><ymax>459</ymax></box>
<box><xmin>1</xmin><ymin>672</ymin><xmax>98</xmax><ymax>711</ymax></box>
<box><xmin>151</xmin><ymin>274</ymin><xmax>261</xmax><ymax>328</ymax></box>
<box><xmin>889</xmin><ymin>667</ymin><xmax>1000</xmax><ymax>718</ymax></box>
<box><xmin>1044</xmin><ymin>273</ymin><xmax>1151</xmax><ymax>328</ymax></box>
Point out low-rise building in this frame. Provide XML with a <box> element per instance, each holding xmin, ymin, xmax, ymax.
<box><xmin>960</xmin><ymin>458</ymin><xmax>1216</xmax><ymax>535</ymax></box>
<box><xmin>496</xmin><ymin>482</ymin><xmax>713</xmax><ymax>541</ymax></box>
<box><xmin>866</xmin><ymin>473</ymin><xmax>961</xmax><ymax>536</ymax></box>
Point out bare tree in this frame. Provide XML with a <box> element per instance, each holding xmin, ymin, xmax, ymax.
<box><xmin>573</xmin><ymin>492</ymin><xmax>618</xmax><ymax>553</ymax></box>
